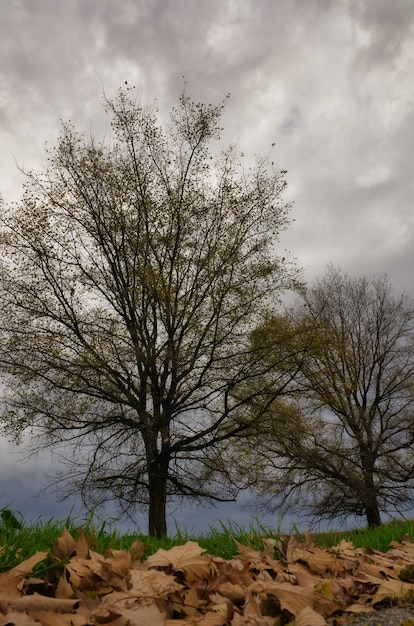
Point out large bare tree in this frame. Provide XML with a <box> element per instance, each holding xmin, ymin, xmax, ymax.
<box><xmin>0</xmin><ymin>88</ymin><xmax>299</xmax><ymax>536</ymax></box>
<box><xmin>245</xmin><ymin>267</ymin><xmax>414</xmax><ymax>528</ymax></box>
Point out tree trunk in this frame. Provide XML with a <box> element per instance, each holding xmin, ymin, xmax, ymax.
<box><xmin>148</xmin><ymin>480</ymin><xmax>167</xmax><ymax>537</ymax></box>
<box><xmin>362</xmin><ymin>459</ymin><xmax>381</xmax><ymax>527</ymax></box>
<box><xmin>147</xmin><ymin>442</ymin><xmax>170</xmax><ymax>537</ymax></box>
<box><xmin>365</xmin><ymin>503</ymin><xmax>381</xmax><ymax>528</ymax></box>
<box><xmin>359</xmin><ymin>443</ymin><xmax>381</xmax><ymax>528</ymax></box>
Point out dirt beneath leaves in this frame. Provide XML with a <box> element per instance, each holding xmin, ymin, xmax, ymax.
<box><xmin>2</xmin><ymin>529</ymin><xmax>414</xmax><ymax>625</ymax></box>
<box><xmin>349</xmin><ymin>606</ymin><xmax>414</xmax><ymax>626</ymax></box>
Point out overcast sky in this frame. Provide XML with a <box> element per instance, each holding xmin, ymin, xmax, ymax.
<box><xmin>1</xmin><ymin>0</ymin><xmax>413</xmax><ymax>532</ymax></box>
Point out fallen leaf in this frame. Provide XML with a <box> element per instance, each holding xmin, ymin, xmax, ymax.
<box><xmin>5</xmin><ymin>530</ymin><xmax>414</xmax><ymax>626</ymax></box>
<box><xmin>92</xmin><ymin>607</ymin><xmax>130</xmax><ymax>625</ymax></box>
<box><xmin>147</xmin><ymin>541</ymin><xmax>214</xmax><ymax>581</ymax></box>
<box><xmin>10</xmin><ymin>551</ymin><xmax>48</xmax><ymax>578</ymax></box>
<box><xmin>181</xmin><ymin>585</ymin><xmax>203</xmax><ymax>617</ymax></box>
<box><xmin>53</xmin><ymin>527</ymin><xmax>77</xmax><ymax>560</ymax></box>
<box><xmin>278</xmin><ymin>533</ymin><xmax>301</xmax><ymax>563</ymax></box>
<box><xmin>217</xmin><ymin>581</ymin><xmax>247</xmax><ymax>604</ymax></box>
<box><xmin>6</xmin><ymin>593</ymin><xmax>79</xmax><ymax>613</ymax></box>
<box><xmin>165</xmin><ymin>599</ymin><xmax>230</xmax><ymax>626</ymax></box>
<box><xmin>234</xmin><ymin>541</ymin><xmax>271</xmax><ymax>572</ymax></box>
<box><xmin>251</xmin><ymin>580</ymin><xmax>314</xmax><ymax>617</ymax></box>
<box><xmin>0</xmin><ymin>571</ymin><xmax>23</xmax><ymax>600</ymax></box>
<box><xmin>313</xmin><ymin>591</ymin><xmax>343</xmax><ymax>618</ymax></box>
<box><xmin>129</xmin><ymin>539</ymin><xmax>148</xmax><ymax>562</ymax></box>
<box><xmin>74</xmin><ymin>529</ymin><xmax>90</xmax><ymax>560</ymax></box>
<box><xmin>371</xmin><ymin>578</ymin><xmax>414</xmax><ymax>605</ymax></box>
<box><xmin>243</xmin><ymin>590</ymin><xmax>262</xmax><ymax>616</ymax></box>
<box><xmin>344</xmin><ymin>604</ymin><xmax>375</xmax><ymax>614</ymax></box>
<box><xmin>31</xmin><ymin>611</ymin><xmax>89</xmax><ymax>626</ymax></box>
<box><xmin>0</xmin><ymin>611</ymin><xmax>41</xmax><ymax>626</ymax></box>
<box><xmin>95</xmin><ymin>602</ymin><xmax>166</xmax><ymax>626</ymax></box>
<box><xmin>295</xmin><ymin>606</ymin><xmax>328</xmax><ymax>626</ymax></box>
<box><xmin>294</xmin><ymin>546</ymin><xmax>342</xmax><ymax>575</ymax></box>
<box><xmin>288</xmin><ymin>562</ymin><xmax>320</xmax><ymax>588</ymax></box>
<box><xmin>55</xmin><ymin>574</ymin><xmax>76</xmax><ymax>599</ymax></box>
<box><xmin>232</xmin><ymin>614</ymin><xmax>273</xmax><ymax>626</ymax></box>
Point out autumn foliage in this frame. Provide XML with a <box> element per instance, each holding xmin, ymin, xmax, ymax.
<box><xmin>2</xmin><ymin>529</ymin><xmax>414</xmax><ymax>625</ymax></box>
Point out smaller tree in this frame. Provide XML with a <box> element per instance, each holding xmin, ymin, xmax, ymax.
<box><xmin>246</xmin><ymin>266</ymin><xmax>414</xmax><ymax>528</ymax></box>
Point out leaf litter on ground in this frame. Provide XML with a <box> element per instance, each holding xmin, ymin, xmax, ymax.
<box><xmin>2</xmin><ymin>528</ymin><xmax>414</xmax><ymax>625</ymax></box>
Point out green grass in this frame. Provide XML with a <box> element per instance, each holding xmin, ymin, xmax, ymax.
<box><xmin>307</xmin><ymin>517</ymin><xmax>414</xmax><ymax>553</ymax></box>
<box><xmin>1</xmin><ymin>506</ymin><xmax>414</xmax><ymax>573</ymax></box>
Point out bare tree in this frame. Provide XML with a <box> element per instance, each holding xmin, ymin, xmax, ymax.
<box><xmin>246</xmin><ymin>267</ymin><xmax>414</xmax><ymax>528</ymax></box>
<box><xmin>0</xmin><ymin>87</ymin><xmax>299</xmax><ymax>536</ymax></box>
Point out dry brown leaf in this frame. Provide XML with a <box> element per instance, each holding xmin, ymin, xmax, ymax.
<box><xmin>294</xmin><ymin>546</ymin><xmax>343</xmax><ymax>575</ymax></box>
<box><xmin>98</xmin><ymin>568</ymin><xmax>183</xmax><ymax>610</ymax></box>
<box><xmin>371</xmin><ymin>578</ymin><xmax>414</xmax><ymax>605</ymax></box>
<box><xmin>251</xmin><ymin>580</ymin><xmax>314</xmax><ymax>617</ymax></box>
<box><xmin>129</xmin><ymin>539</ymin><xmax>148</xmax><ymax>562</ymax></box>
<box><xmin>131</xmin><ymin>567</ymin><xmax>184</xmax><ymax>597</ymax></box>
<box><xmin>9</xmin><ymin>551</ymin><xmax>48</xmax><ymax>578</ymax></box>
<box><xmin>234</xmin><ymin>542</ymin><xmax>269</xmax><ymax>571</ymax></box>
<box><xmin>325</xmin><ymin>578</ymin><xmax>352</xmax><ymax>607</ymax></box>
<box><xmin>357</xmin><ymin>559</ymin><xmax>393</xmax><ymax>580</ymax></box>
<box><xmin>313</xmin><ymin>591</ymin><xmax>343</xmax><ymax>618</ymax></box>
<box><xmin>389</xmin><ymin>538</ymin><xmax>414</xmax><ymax>557</ymax></box>
<box><xmin>353</xmin><ymin>570</ymin><xmax>387</xmax><ymax>592</ymax></box>
<box><xmin>147</xmin><ymin>541</ymin><xmax>214</xmax><ymax>581</ymax></box>
<box><xmin>55</xmin><ymin>574</ymin><xmax>75</xmax><ymax>599</ymax></box>
<box><xmin>65</xmin><ymin>543</ymin><xmax>133</xmax><ymax>596</ymax></box>
<box><xmin>74</xmin><ymin>529</ymin><xmax>90</xmax><ymax>560</ymax></box>
<box><xmin>6</xmin><ymin>531</ymin><xmax>414</xmax><ymax>626</ymax></box>
<box><xmin>0</xmin><ymin>571</ymin><xmax>23</xmax><ymax>600</ymax></box>
<box><xmin>52</xmin><ymin>527</ymin><xmax>77</xmax><ymax>560</ymax></box>
<box><xmin>295</xmin><ymin>606</ymin><xmax>328</xmax><ymax>626</ymax></box>
<box><xmin>6</xmin><ymin>593</ymin><xmax>79</xmax><ymax>613</ymax></box>
<box><xmin>98</xmin><ymin>558</ymin><xmax>131</xmax><ymax>592</ymax></box>
<box><xmin>243</xmin><ymin>589</ymin><xmax>263</xmax><ymax>617</ymax></box>
<box><xmin>165</xmin><ymin>599</ymin><xmax>230</xmax><ymax>625</ymax></box>
<box><xmin>217</xmin><ymin>581</ymin><xmax>247</xmax><ymax>604</ymax></box>
<box><xmin>334</xmin><ymin>540</ymin><xmax>362</xmax><ymax>557</ymax></box>
<box><xmin>232</xmin><ymin>614</ymin><xmax>273</xmax><ymax>626</ymax></box>
<box><xmin>92</xmin><ymin>607</ymin><xmax>130</xmax><ymax>625</ymax></box>
<box><xmin>31</xmin><ymin>610</ymin><xmax>90</xmax><ymax>626</ymax></box>
<box><xmin>181</xmin><ymin>585</ymin><xmax>203</xmax><ymax>617</ymax></box>
<box><xmin>344</xmin><ymin>604</ymin><xmax>375</xmax><ymax>614</ymax></box>
<box><xmin>17</xmin><ymin>576</ymin><xmax>52</xmax><ymax>596</ymax></box>
<box><xmin>277</xmin><ymin>534</ymin><xmax>301</xmax><ymax>563</ymax></box>
<box><xmin>287</xmin><ymin>562</ymin><xmax>319</xmax><ymax>588</ymax></box>
<box><xmin>64</xmin><ymin>614</ymin><xmax>93</xmax><ymax>626</ymax></box>
<box><xmin>95</xmin><ymin>602</ymin><xmax>167</xmax><ymax>626</ymax></box>
<box><xmin>261</xmin><ymin>537</ymin><xmax>277</xmax><ymax>556</ymax></box>
<box><xmin>65</xmin><ymin>558</ymin><xmax>101</xmax><ymax>592</ymax></box>
<box><xmin>0</xmin><ymin>611</ymin><xmax>41</xmax><ymax>626</ymax></box>
<box><xmin>215</xmin><ymin>560</ymin><xmax>255</xmax><ymax>588</ymax></box>
<box><xmin>197</xmin><ymin>601</ymin><xmax>232</xmax><ymax>626</ymax></box>
<box><xmin>365</xmin><ymin>550</ymin><xmax>401</xmax><ymax>569</ymax></box>
<box><xmin>105</xmin><ymin>549</ymin><xmax>132</xmax><ymax>576</ymax></box>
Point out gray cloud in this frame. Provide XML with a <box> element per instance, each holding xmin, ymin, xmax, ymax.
<box><xmin>1</xmin><ymin>0</ymin><xmax>414</xmax><ymax>529</ymax></box>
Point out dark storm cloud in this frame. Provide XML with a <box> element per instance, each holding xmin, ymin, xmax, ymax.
<box><xmin>1</xmin><ymin>0</ymin><xmax>413</xmax><ymax>297</ymax></box>
<box><xmin>348</xmin><ymin>0</ymin><xmax>414</xmax><ymax>65</ymax></box>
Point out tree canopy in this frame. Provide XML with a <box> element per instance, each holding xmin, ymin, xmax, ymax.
<box><xmin>245</xmin><ymin>266</ymin><xmax>414</xmax><ymax>527</ymax></box>
<box><xmin>0</xmin><ymin>87</ymin><xmax>299</xmax><ymax>536</ymax></box>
